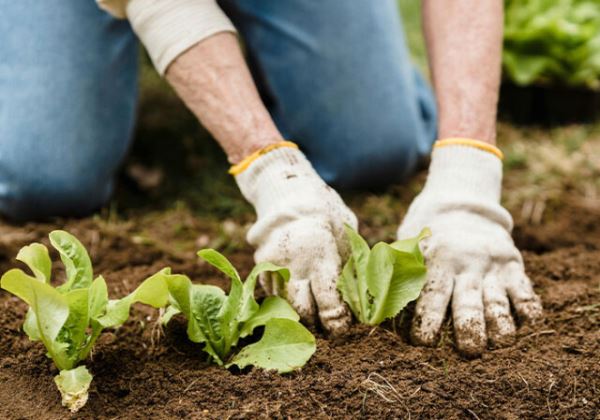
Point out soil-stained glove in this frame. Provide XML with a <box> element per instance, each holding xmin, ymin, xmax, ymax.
<box><xmin>234</xmin><ymin>143</ymin><xmax>357</xmax><ymax>335</ymax></box>
<box><xmin>397</xmin><ymin>139</ymin><xmax>543</xmax><ymax>357</ymax></box>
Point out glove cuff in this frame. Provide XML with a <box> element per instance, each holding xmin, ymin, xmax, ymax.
<box><xmin>434</xmin><ymin>138</ymin><xmax>504</xmax><ymax>160</ymax></box>
<box><xmin>234</xmin><ymin>147</ymin><xmax>324</xmax><ymax>212</ymax></box>
<box><xmin>229</xmin><ymin>141</ymin><xmax>299</xmax><ymax>175</ymax></box>
<box><xmin>424</xmin><ymin>143</ymin><xmax>504</xmax><ymax>203</ymax></box>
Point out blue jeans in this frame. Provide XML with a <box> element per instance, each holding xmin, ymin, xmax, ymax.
<box><xmin>0</xmin><ymin>0</ymin><xmax>436</xmax><ymax>221</ymax></box>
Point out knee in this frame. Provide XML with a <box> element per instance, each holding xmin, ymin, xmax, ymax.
<box><xmin>293</xmin><ymin>66</ymin><xmax>437</xmax><ymax>190</ymax></box>
<box><xmin>310</xmin><ymin>115</ymin><xmax>435</xmax><ymax>190</ymax></box>
<box><xmin>0</xmin><ymin>169</ymin><xmax>113</xmax><ymax>222</ymax></box>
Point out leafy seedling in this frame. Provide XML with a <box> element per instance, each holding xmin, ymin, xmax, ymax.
<box><xmin>0</xmin><ymin>231</ymin><xmax>169</xmax><ymax>412</ymax></box>
<box><xmin>157</xmin><ymin>249</ymin><xmax>316</xmax><ymax>372</ymax></box>
<box><xmin>337</xmin><ymin>225</ymin><xmax>429</xmax><ymax>325</ymax></box>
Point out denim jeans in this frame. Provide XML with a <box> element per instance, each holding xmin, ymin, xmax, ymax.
<box><xmin>0</xmin><ymin>0</ymin><xmax>437</xmax><ymax>221</ymax></box>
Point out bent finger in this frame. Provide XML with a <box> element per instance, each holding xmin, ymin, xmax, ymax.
<box><xmin>310</xmin><ymin>264</ymin><xmax>352</xmax><ymax>336</ymax></box>
<box><xmin>482</xmin><ymin>272</ymin><xmax>516</xmax><ymax>348</ymax></box>
<box><xmin>452</xmin><ymin>271</ymin><xmax>486</xmax><ymax>358</ymax></box>
<box><xmin>504</xmin><ymin>261</ymin><xmax>543</xmax><ymax>323</ymax></box>
<box><xmin>287</xmin><ymin>276</ymin><xmax>317</xmax><ymax>327</ymax></box>
<box><xmin>411</xmin><ymin>264</ymin><xmax>453</xmax><ymax>347</ymax></box>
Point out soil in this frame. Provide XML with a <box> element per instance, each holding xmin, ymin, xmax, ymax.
<box><xmin>0</xmin><ymin>203</ymin><xmax>598</xmax><ymax>419</ymax></box>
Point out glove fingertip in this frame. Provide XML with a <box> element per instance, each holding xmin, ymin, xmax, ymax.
<box><xmin>287</xmin><ymin>278</ymin><xmax>318</xmax><ymax>326</ymax></box>
<box><xmin>515</xmin><ymin>297</ymin><xmax>544</xmax><ymax>324</ymax></box>
<box><xmin>410</xmin><ymin>313</ymin><xmax>441</xmax><ymax>347</ymax></box>
<box><xmin>320</xmin><ymin>306</ymin><xmax>352</xmax><ymax>337</ymax></box>
<box><xmin>454</xmin><ymin>321</ymin><xmax>486</xmax><ymax>359</ymax></box>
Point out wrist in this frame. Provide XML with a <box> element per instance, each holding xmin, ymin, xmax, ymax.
<box><xmin>438</xmin><ymin>122</ymin><xmax>497</xmax><ymax>146</ymax></box>
<box><xmin>229</xmin><ymin>140</ymin><xmax>299</xmax><ymax>175</ymax></box>
<box><xmin>227</xmin><ymin>130</ymin><xmax>285</xmax><ymax>165</ymax></box>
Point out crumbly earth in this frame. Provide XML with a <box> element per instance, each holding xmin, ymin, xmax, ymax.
<box><xmin>0</xmin><ymin>201</ymin><xmax>598</xmax><ymax>420</ymax></box>
<box><xmin>2</xmin><ymin>60</ymin><xmax>599</xmax><ymax>418</ymax></box>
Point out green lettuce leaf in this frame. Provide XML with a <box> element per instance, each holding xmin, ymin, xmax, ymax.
<box><xmin>190</xmin><ymin>284</ymin><xmax>227</xmax><ymax>363</ymax></box>
<box><xmin>367</xmin><ymin>246</ymin><xmax>427</xmax><ymax>325</ymax></box>
<box><xmin>49</xmin><ymin>230</ymin><xmax>93</xmax><ymax>291</ymax></box>
<box><xmin>1</xmin><ymin>269</ymin><xmax>72</xmax><ymax>369</ymax></box>
<box><xmin>2</xmin><ymin>231</ymin><xmax>170</xmax><ymax>412</ymax></box>
<box><xmin>160</xmin><ymin>249</ymin><xmax>313</xmax><ymax>372</ymax></box>
<box><xmin>239</xmin><ymin>296</ymin><xmax>299</xmax><ymax>338</ymax></box>
<box><xmin>337</xmin><ymin>225</ymin><xmax>428</xmax><ymax>325</ymax></box>
<box><xmin>16</xmin><ymin>243</ymin><xmax>52</xmax><ymax>284</ymax></box>
<box><xmin>96</xmin><ymin>267</ymin><xmax>170</xmax><ymax>328</ymax></box>
<box><xmin>228</xmin><ymin>318</ymin><xmax>316</xmax><ymax>373</ymax></box>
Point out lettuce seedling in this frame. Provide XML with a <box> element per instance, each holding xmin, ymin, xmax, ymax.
<box><xmin>158</xmin><ymin>249</ymin><xmax>316</xmax><ymax>372</ymax></box>
<box><xmin>337</xmin><ymin>225</ymin><xmax>429</xmax><ymax>325</ymax></box>
<box><xmin>0</xmin><ymin>231</ymin><xmax>168</xmax><ymax>412</ymax></box>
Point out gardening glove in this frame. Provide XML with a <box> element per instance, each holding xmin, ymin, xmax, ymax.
<box><xmin>397</xmin><ymin>139</ymin><xmax>543</xmax><ymax>357</ymax></box>
<box><xmin>233</xmin><ymin>142</ymin><xmax>357</xmax><ymax>335</ymax></box>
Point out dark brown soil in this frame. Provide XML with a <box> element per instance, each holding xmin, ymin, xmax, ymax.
<box><xmin>0</xmin><ymin>204</ymin><xmax>599</xmax><ymax>419</ymax></box>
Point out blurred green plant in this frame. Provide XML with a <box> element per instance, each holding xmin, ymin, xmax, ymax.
<box><xmin>503</xmin><ymin>0</ymin><xmax>600</xmax><ymax>89</ymax></box>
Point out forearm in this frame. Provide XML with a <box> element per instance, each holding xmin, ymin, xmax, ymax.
<box><xmin>166</xmin><ymin>33</ymin><xmax>284</xmax><ymax>163</ymax></box>
<box><xmin>422</xmin><ymin>0</ymin><xmax>503</xmax><ymax>145</ymax></box>
<box><xmin>96</xmin><ymin>0</ymin><xmax>281</xmax><ymax>163</ymax></box>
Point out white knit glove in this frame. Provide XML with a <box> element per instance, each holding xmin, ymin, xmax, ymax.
<box><xmin>397</xmin><ymin>142</ymin><xmax>543</xmax><ymax>357</ymax></box>
<box><xmin>235</xmin><ymin>146</ymin><xmax>357</xmax><ymax>335</ymax></box>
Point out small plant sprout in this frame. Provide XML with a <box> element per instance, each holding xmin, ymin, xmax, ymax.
<box><xmin>337</xmin><ymin>225</ymin><xmax>430</xmax><ymax>325</ymax></box>
<box><xmin>0</xmin><ymin>231</ymin><xmax>169</xmax><ymax>412</ymax></box>
<box><xmin>156</xmin><ymin>249</ymin><xmax>316</xmax><ymax>372</ymax></box>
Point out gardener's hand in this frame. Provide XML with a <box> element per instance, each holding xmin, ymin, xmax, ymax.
<box><xmin>234</xmin><ymin>144</ymin><xmax>356</xmax><ymax>335</ymax></box>
<box><xmin>397</xmin><ymin>141</ymin><xmax>543</xmax><ymax>357</ymax></box>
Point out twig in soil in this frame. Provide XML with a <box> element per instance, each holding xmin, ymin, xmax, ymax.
<box><xmin>421</xmin><ymin>383</ymin><xmax>450</xmax><ymax>400</ymax></box>
<box><xmin>407</xmin><ymin>386</ymin><xmax>421</xmax><ymax>399</ymax></box>
<box><xmin>470</xmin><ymin>392</ymin><xmax>488</xmax><ymax>409</ymax></box>
<box><xmin>575</xmin><ymin>303</ymin><xmax>600</xmax><ymax>313</ymax></box>
<box><xmin>183</xmin><ymin>378</ymin><xmax>200</xmax><ymax>393</ymax></box>
<box><xmin>368</xmin><ymin>326</ymin><xmax>379</xmax><ymax>336</ymax></box>
<box><xmin>546</xmin><ymin>375</ymin><xmax>557</xmax><ymax>418</ymax></box>
<box><xmin>517</xmin><ymin>372</ymin><xmax>530</xmax><ymax>395</ymax></box>
<box><xmin>308</xmin><ymin>393</ymin><xmax>331</xmax><ymax>419</ymax></box>
<box><xmin>419</xmin><ymin>362</ymin><xmax>441</xmax><ymax>372</ymax></box>
<box><xmin>465</xmin><ymin>408</ymin><xmax>481</xmax><ymax>420</ymax></box>
<box><xmin>561</xmin><ymin>344</ymin><xmax>589</xmax><ymax>354</ymax></box>
<box><xmin>522</xmin><ymin>329</ymin><xmax>556</xmax><ymax>341</ymax></box>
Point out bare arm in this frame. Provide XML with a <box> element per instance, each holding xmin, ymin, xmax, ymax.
<box><xmin>165</xmin><ymin>33</ymin><xmax>283</xmax><ymax>163</ymax></box>
<box><xmin>422</xmin><ymin>0</ymin><xmax>504</xmax><ymax>145</ymax></box>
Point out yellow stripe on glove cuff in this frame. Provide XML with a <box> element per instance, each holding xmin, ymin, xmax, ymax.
<box><xmin>229</xmin><ymin>141</ymin><xmax>299</xmax><ymax>175</ymax></box>
<box><xmin>434</xmin><ymin>138</ymin><xmax>504</xmax><ymax>160</ymax></box>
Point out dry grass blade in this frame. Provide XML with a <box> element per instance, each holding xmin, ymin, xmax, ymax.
<box><xmin>361</xmin><ymin>372</ymin><xmax>402</xmax><ymax>403</ymax></box>
<box><xmin>360</xmin><ymin>372</ymin><xmax>412</xmax><ymax>419</ymax></box>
